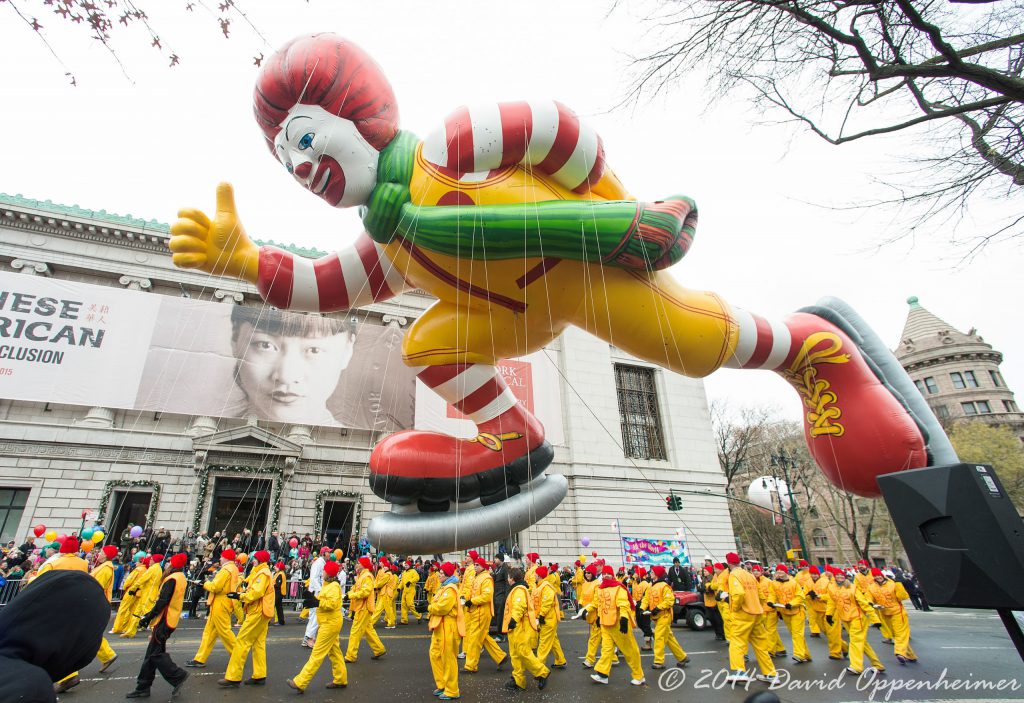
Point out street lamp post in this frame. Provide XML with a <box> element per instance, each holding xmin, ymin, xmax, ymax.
<box><xmin>771</xmin><ymin>451</ymin><xmax>810</xmax><ymax>560</ymax></box>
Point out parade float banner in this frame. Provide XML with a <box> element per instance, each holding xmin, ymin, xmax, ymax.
<box><xmin>622</xmin><ymin>536</ymin><xmax>690</xmax><ymax>566</ymax></box>
<box><xmin>0</xmin><ymin>270</ymin><xmax>417</xmax><ymax>430</ymax></box>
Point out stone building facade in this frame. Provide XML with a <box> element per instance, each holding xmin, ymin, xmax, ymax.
<box><xmin>895</xmin><ymin>296</ymin><xmax>1023</xmax><ymax>436</ymax></box>
<box><xmin>0</xmin><ymin>193</ymin><xmax>737</xmax><ymax>563</ymax></box>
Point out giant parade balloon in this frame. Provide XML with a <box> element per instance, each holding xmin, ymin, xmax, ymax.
<box><xmin>170</xmin><ymin>34</ymin><xmax>950</xmax><ymax>553</ymax></box>
<box><xmin>746</xmin><ymin>476</ymin><xmax>792</xmax><ymax>516</ymax></box>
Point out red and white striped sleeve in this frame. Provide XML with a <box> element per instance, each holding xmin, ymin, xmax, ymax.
<box><xmin>421</xmin><ymin>100</ymin><xmax>606</xmax><ymax>194</ymax></box>
<box><xmin>256</xmin><ymin>232</ymin><xmax>409</xmax><ymax>312</ymax></box>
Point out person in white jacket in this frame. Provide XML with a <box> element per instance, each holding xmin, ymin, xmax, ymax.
<box><xmin>303</xmin><ymin>549</ymin><xmax>328</xmax><ymax>648</ymax></box>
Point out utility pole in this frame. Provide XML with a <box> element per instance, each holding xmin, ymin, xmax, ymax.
<box><xmin>771</xmin><ymin>450</ymin><xmax>810</xmax><ymax>559</ymax></box>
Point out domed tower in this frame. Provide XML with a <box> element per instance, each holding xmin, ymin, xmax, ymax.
<box><xmin>895</xmin><ymin>296</ymin><xmax>1023</xmax><ymax>435</ymax></box>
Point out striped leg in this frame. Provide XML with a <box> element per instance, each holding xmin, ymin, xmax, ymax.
<box><xmin>368</xmin><ymin>364</ymin><xmax>551</xmax><ymax>508</ymax></box>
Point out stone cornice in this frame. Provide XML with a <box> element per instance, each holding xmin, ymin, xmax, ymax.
<box><xmin>902</xmin><ymin>350</ymin><xmax>1003</xmax><ymax>372</ymax></box>
<box><xmin>2</xmin><ymin>206</ymin><xmax>168</xmax><ymax>252</ymax></box>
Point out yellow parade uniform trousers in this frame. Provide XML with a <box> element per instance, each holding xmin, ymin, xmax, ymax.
<box><xmin>780</xmin><ymin>610</ymin><xmax>811</xmax><ymax>660</ymax></box>
<box><xmin>880</xmin><ymin>610</ymin><xmax>916</xmax><ymax>659</ymax></box>
<box><xmin>464</xmin><ymin>608</ymin><xmax>505</xmax><ymax>671</ymax></box>
<box><xmin>825</xmin><ymin>614</ymin><xmax>849</xmax><ymax>658</ymax></box>
<box><xmin>401</xmin><ymin>588</ymin><xmax>421</xmax><ymax>623</ymax></box>
<box><xmin>293</xmin><ymin>614</ymin><xmax>347</xmax><ymax>688</ymax></box>
<box><xmin>594</xmin><ymin>626</ymin><xmax>643</xmax><ymax>680</ymax></box>
<box><xmin>652</xmin><ymin>613</ymin><xmax>687</xmax><ymax>666</ymax></box>
<box><xmin>224</xmin><ymin>612</ymin><xmax>271</xmax><ymax>681</ymax></box>
<box><xmin>728</xmin><ymin>611</ymin><xmax>776</xmax><ymax>675</ymax></box>
<box><xmin>508</xmin><ymin>625</ymin><xmax>549</xmax><ymax>689</ymax></box>
<box><xmin>536</xmin><ymin>618</ymin><xmax>566</xmax><ymax>667</ymax></box>
<box><xmin>112</xmin><ymin>592</ymin><xmax>137</xmax><ymax>633</ymax></box>
<box><xmin>584</xmin><ymin>619</ymin><xmax>619</xmax><ymax>666</ymax></box>
<box><xmin>845</xmin><ymin>617</ymin><xmax>884</xmax><ymax>672</ymax></box>
<box><xmin>194</xmin><ymin>600</ymin><xmax>237</xmax><ymax>664</ymax></box>
<box><xmin>345</xmin><ymin>609</ymin><xmax>385</xmax><ymax>661</ymax></box>
<box><xmin>429</xmin><ymin>615</ymin><xmax>460</xmax><ymax>697</ymax></box>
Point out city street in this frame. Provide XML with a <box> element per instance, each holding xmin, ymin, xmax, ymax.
<box><xmin>64</xmin><ymin>607</ymin><xmax>1021</xmax><ymax>703</ymax></box>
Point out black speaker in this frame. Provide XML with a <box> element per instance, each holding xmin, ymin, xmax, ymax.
<box><xmin>877</xmin><ymin>463</ymin><xmax>1024</xmax><ymax>610</ymax></box>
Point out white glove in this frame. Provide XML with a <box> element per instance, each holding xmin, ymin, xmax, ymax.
<box><xmin>767</xmin><ymin>601</ymin><xmax>780</xmax><ymax>608</ymax></box>
<box><xmin>717</xmin><ymin>592</ymin><xmax>729</xmax><ymax>602</ymax></box>
<box><xmin>642</xmin><ymin>610</ymin><xmax>652</xmax><ymax>616</ymax></box>
<box><xmin>572</xmin><ymin>609</ymin><xmax>587</xmax><ymax>620</ymax></box>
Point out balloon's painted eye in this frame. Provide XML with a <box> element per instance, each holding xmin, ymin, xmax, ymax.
<box><xmin>298</xmin><ymin>133</ymin><xmax>314</xmax><ymax>150</ymax></box>
<box><xmin>286</xmin><ymin>163</ymin><xmax>294</xmax><ymax>174</ymax></box>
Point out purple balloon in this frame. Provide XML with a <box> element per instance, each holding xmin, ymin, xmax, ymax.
<box><xmin>581</xmin><ymin>537</ymin><xmax>590</xmax><ymax>547</ymax></box>
<box><xmin>130</xmin><ymin>525</ymin><xmax>143</xmax><ymax>538</ymax></box>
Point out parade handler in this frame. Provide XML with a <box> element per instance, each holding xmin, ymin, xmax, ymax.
<box><xmin>428</xmin><ymin>562</ymin><xmax>466</xmax><ymax>700</ymax></box>
<box><xmin>767</xmin><ymin>564</ymin><xmax>811</xmax><ymax>663</ymax></box>
<box><xmin>219</xmin><ymin>550</ymin><xmax>275</xmax><ymax>687</ymax></box>
<box><xmin>867</xmin><ymin>568</ymin><xmax>918</xmax><ymax>664</ymax></box>
<box><xmin>287</xmin><ymin>560</ymin><xmax>348</xmax><ymax>693</ymax></box>
<box><xmin>642</xmin><ymin>565</ymin><xmax>689</xmax><ymax>669</ymax></box>
<box><xmin>578</xmin><ymin>565</ymin><xmax>644</xmax><ymax>686</ymax></box>
<box><xmin>186</xmin><ymin>549</ymin><xmax>240</xmax><ymax>668</ymax></box>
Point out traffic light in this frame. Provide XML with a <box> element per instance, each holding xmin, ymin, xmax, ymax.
<box><xmin>665</xmin><ymin>491</ymin><xmax>682</xmax><ymax>511</ymax></box>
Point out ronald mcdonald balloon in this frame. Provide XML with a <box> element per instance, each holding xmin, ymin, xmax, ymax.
<box><xmin>170</xmin><ymin>34</ymin><xmax>953</xmax><ymax>554</ymax></box>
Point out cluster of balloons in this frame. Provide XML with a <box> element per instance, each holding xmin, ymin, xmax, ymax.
<box><xmin>326</xmin><ymin>549</ymin><xmax>345</xmax><ymax>562</ymax></box>
<box><xmin>34</xmin><ymin>522</ymin><xmax>107</xmax><ymax>553</ymax></box>
<box><xmin>133</xmin><ymin>551</ymin><xmax>149</xmax><ymax>562</ymax></box>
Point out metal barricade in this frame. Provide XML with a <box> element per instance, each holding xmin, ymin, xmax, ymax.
<box><xmin>0</xmin><ymin>578</ymin><xmax>24</xmax><ymax>606</ymax></box>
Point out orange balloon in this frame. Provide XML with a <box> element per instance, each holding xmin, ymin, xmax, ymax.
<box><xmin>334</xmin><ymin>549</ymin><xmax>343</xmax><ymax>560</ymax></box>
<box><xmin>81</xmin><ymin>540</ymin><xmax>95</xmax><ymax>552</ymax></box>
<box><xmin>237</xmin><ymin>552</ymin><xmax>248</xmax><ymax>563</ymax></box>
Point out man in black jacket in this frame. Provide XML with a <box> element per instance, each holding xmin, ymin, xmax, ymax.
<box><xmin>668</xmin><ymin>558</ymin><xmax>692</xmax><ymax>592</ymax></box>
<box><xmin>267</xmin><ymin>532</ymin><xmax>281</xmax><ymax>561</ymax></box>
<box><xmin>490</xmin><ymin>555</ymin><xmax>510</xmax><ymax>643</ymax></box>
<box><xmin>127</xmin><ymin>553</ymin><xmax>190</xmax><ymax>699</ymax></box>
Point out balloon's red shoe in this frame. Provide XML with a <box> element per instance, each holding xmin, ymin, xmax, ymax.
<box><xmin>368</xmin><ymin>402</ymin><xmax>552</xmax><ymax>510</ymax></box>
<box><xmin>778</xmin><ymin>311</ymin><xmax>928</xmax><ymax>497</ymax></box>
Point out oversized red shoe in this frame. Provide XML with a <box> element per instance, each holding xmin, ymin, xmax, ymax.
<box><xmin>369</xmin><ymin>400</ymin><xmax>553</xmax><ymax>511</ymax></box>
<box><xmin>778</xmin><ymin>299</ymin><xmax>936</xmax><ymax>497</ymax></box>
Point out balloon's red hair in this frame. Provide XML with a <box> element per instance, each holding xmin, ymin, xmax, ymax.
<box><xmin>253</xmin><ymin>33</ymin><xmax>399</xmax><ymax>152</ymax></box>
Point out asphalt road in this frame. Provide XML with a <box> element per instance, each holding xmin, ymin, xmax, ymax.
<box><xmin>60</xmin><ymin>607</ymin><xmax>1021</xmax><ymax>703</ymax></box>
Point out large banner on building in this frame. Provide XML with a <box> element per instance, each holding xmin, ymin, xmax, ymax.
<box><xmin>0</xmin><ymin>271</ymin><xmax>416</xmax><ymax>430</ymax></box>
<box><xmin>622</xmin><ymin>536</ymin><xmax>690</xmax><ymax>567</ymax></box>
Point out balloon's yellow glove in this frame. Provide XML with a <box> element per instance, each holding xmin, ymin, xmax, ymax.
<box><xmin>169</xmin><ymin>182</ymin><xmax>260</xmax><ymax>283</ymax></box>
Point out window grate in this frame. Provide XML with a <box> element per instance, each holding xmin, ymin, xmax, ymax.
<box><xmin>614</xmin><ymin>364</ymin><xmax>667</xmax><ymax>460</ymax></box>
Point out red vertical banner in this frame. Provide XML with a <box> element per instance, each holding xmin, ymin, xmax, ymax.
<box><xmin>446</xmin><ymin>359</ymin><xmax>534</xmax><ymax>418</ymax></box>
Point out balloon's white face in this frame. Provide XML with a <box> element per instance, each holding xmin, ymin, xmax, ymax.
<box><xmin>274</xmin><ymin>104</ymin><xmax>379</xmax><ymax>208</ymax></box>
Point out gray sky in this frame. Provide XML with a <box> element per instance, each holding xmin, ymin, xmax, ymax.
<box><xmin>2</xmin><ymin>0</ymin><xmax>1021</xmax><ymax>425</ymax></box>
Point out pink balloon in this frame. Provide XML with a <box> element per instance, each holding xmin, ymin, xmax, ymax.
<box><xmin>289</xmin><ymin>537</ymin><xmax>299</xmax><ymax>547</ymax></box>
<box><xmin>55</xmin><ymin>534</ymin><xmax>67</xmax><ymax>543</ymax></box>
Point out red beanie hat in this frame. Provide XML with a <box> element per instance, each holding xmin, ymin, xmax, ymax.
<box><xmin>775</xmin><ymin>564</ymin><xmax>789</xmax><ymax>574</ymax></box>
<box><xmin>170</xmin><ymin>553</ymin><xmax>188</xmax><ymax>569</ymax></box>
<box><xmin>440</xmin><ymin>562</ymin><xmax>457</xmax><ymax>577</ymax></box>
<box><xmin>321</xmin><ymin>546</ymin><xmax>333</xmax><ymax>555</ymax></box>
<box><xmin>467</xmin><ymin>550</ymin><xmax>479</xmax><ymax>560</ymax></box>
<box><xmin>526</xmin><ymin>552</ymin><xmax>540</xmax><ymax>562</ymax></box>
<box><xmin>221</xmin><ymin>549</ymin><xmax>236</xmax><ymax>561</ymax></box>
<box><xmin>714</xmin><ymin>562</ymin><xmax>726</xmax><ymax>571</ymax></box>
<box><xmin>324</xmin><ymin>561</ymin><xmax>341</xmax><ymax>577</ymax></box>
<box><xmin>358</xmin><ymin>556</ymin><xmax>373</xmax><ymax>569</ymax></box>
<box><xmin>809</xmin><ymin>566</ymin><xmax>820</xmax><ymax>575</ymax></box>
<box><xmin>585</xmin><ymin>564</ymin><xmax>598</xmax><ymax>576</ymax></box>
<box><xmin>254</xmin><ymin>550</ymin><xmax>271</xmax><ymax>563</ymax></box>
<box><xmin>475</xmin><ymin>558</ymin><xmax>489</xmax><ymax>569</ymax></box>
<box><xmin>141</xmin><ymin>556</ymin><xmax>151</xmax><ymax>567</ymax></box>
<box><xmin>652</xmin><ymin>565</ymin><xmax>666</xmax><ymax>579</ymax></box>
<box><xmin>575</xmin><ymin>560</ymin><xmax>582</xmax><ymax>567</ymax></box>
<box><xmin>636</xmin><ymin>567</ymin><xmax>647</xmax><ymax>578</ymax></box>
<box><xmin>276</xmin><ymin>561</ymin><xmax>286</xmax><ymax>570</ymax></box>
<box><xmin>151</xmin><ymin>553</ymin><xmax>164</xmax><ymax>563</ymax></box>
<box><xmin>379</xmin><ymin>558</ymin><xmax>390</xmax><ymax>569</ymax></box>
<box><xmin>751</xmin><ymin>564</ymin><xmax>763</xmax><ymax>572</ymax></box>
<box><xmin>102</xmin><ymin>545</ymin><xmax>118</xmax><ymax>559</ymax></box>
<box><xmin>535</xmin><ymin>565</ymin><xmax>549</xmax><ymax>579</ymax></box>
<box><xmin>857</xmin><ymin>559</ymin><xmax>869</xmax><ymax>567</ymax></box>
<box><xmin>60</xmin><ymin>538</ymin><xmax>80</xmax><ymax>554</ymax></box>
<box><xmin>703</xmin><ymin>565</ymin><xmax>713</xmax><ymax>573</ymax></box>
<box><xmin>601</xmin><ymin>565</ymin><xmax>614</xmax><ymax>577</ymax></box>
<box><xmin>725</xmin><ymin>552</ymin><xmax>741</xmax><ymax>565</ymax></box>
<box><xmin>798</xmin><ymin>559</ymin><xmax>809</xmax><ymax>568</ymax></box>
<box><xmin>870</xmin><ymin>567</ymin><xmax>883</xmax><ymax>577</ymax></box>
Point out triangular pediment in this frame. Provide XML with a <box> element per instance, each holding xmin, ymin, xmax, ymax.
<box><xmin>192</xmin><ymin>425</ymin><xmax>301</xmax><ymax>455</ymax></box>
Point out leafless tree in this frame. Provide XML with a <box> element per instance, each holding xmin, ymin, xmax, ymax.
<box><xmin>5</xmin><ymin>0</ymin><xmax>268</xmax><ymax>84</ymax></box>
<box><xmin>628</xmin><ymin>1</ymin><xmax>1024</xmax><ymax>252</ymax></box>
<box><xmin>710</xmin><ymin>399</ymin><xmax>778</xmax><ymax>490</ymax></box>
